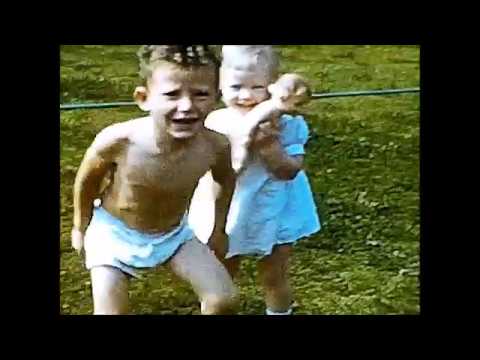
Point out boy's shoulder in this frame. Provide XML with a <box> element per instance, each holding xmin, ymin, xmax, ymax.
<box><xmin>203</xmin><ymin>127</ymin><xmax>230</xmax><ymax>149</ymax></box>
<box><xmin>92</xmin><ymin>116</ymin><xmax>151</xmax><ymax>151</ymax></box>
<box><xmin>101</xmin><ymin>116</ymin><xmax>151</xmax><ymax>136</ymax></box>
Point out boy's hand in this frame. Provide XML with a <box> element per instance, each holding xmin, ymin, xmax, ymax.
<box><xmin>208</xmin><ymin>231</ymin><xmax>229</xmax><ymax>260</ymax></box>
<box><xmin>71</xmin><ymin>228</ymin><xmax>85</xmax><ymax>256</ymax></box>
<box><xmin>268</xmin><ymin>73</ymin><xmax>311</xmax><ymax>111</ymax></box>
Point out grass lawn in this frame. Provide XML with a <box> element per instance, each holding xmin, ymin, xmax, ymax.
<box><xmin>60</xmin><ymin>45</ymin><xmax>419</xmax><ymax>315</ymax></box>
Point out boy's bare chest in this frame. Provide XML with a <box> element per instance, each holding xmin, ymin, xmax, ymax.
<box><xmin>119</xmin><ymin>144</ymin><xmax>215</xmax><ymax>192</ymax></box>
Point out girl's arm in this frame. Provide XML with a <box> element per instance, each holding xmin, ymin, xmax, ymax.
<box><xmin>252</xmin><ymin>121</ymin><xmax>304</xmax><ymax>180</ymax></box>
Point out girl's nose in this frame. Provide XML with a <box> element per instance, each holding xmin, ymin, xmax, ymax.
<box><xmin>238</xmin><ymin>88</ymin><xmax>252</xmax><ymax>101</ymax></box>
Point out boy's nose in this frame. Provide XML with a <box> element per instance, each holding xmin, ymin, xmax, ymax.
<box><xmin>177</xmin><ymin>96</ymin><xmax>193</xmax><ymax>111</ymax></box>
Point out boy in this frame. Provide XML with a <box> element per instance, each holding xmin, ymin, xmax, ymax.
<box><xmin>71</xmin><ymin>45</ymin><xmax>238</xmax><ymax>315</ymax></box>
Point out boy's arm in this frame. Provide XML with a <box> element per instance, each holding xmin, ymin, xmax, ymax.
<box><xmin>72</xmin><ymin>126</ymin><xmax>126</xmax><ymax>252</ymax></box>
<box><xmin>208</xmin><ymin>138</ymin><xmax>236</xmax><ymax>259</ymax></box>
<box><xmin>252</xmin><ymin>122</ymin><xmax>304</xmax><ymax>181</ymax></box>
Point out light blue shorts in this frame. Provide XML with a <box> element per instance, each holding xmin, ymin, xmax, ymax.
<box><xmin>84</xmin><ymin>207</ymin><xmax>195</xmax><ymax>277</ymax></box>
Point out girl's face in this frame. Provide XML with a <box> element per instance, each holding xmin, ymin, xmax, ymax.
<box><xmin>220</xmin><ymin>67</ymin><xmax>272</xmax><ymax>114</ymax></box>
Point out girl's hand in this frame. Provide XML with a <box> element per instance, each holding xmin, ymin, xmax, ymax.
<box><xmin>268</xmin><ymin>74</ymin><xmax>311</xmax><ymax>111</ymax></box>
<box><xmin>208</xmin><ymin>231</ymin><xmax>229</xmax><ymax>260</ymax></box>
<box><xmin>251</xmin><ymin>120</ymin><xmax>281</xmax><ymax>148</ymax></box>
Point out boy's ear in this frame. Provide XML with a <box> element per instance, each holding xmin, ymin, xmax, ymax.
<box><xmin>133</xmin><ymin>86</ymin><xmax>151</xmax><ymax>111</ymax></box>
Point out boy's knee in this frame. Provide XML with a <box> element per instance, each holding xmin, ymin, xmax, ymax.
<box><xmin>91</xmin><ymin>266</ymin><xmax>129</xmax><ymax>315</ymax></box>
<box><xmin>92</xmin><ymin>287</ymin><xmax>129</xmax><ymax>315</ymax></box>
<box><xmin>201</xmin><ymin>287</ymin><xmax>239</xmax><ymax>315</ymax></box>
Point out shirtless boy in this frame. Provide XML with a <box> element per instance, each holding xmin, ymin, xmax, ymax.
<box><xmin>71</xmin><ymin>45</ymin><xmax>238</xmax><ymax>315</ymax></box>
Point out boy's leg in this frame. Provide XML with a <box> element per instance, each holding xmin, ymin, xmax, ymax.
<box><xmin>169</xmin><ymin>238</ymin><xmax>238</xmax><ymax>315</ymax></box>
<box><xmin>90</xmin><ymin>265</ymin><xmax>130</xmax><ymax>315</ymax></box>
<box><xmin>257</xmin><ymin>244</ymin><xmax>293</xmax><ymax>314</ymax></box>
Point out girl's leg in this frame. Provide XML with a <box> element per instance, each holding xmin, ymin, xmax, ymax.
<box><xmin>224</xmin><ymin>256</ymin><xmax>242</xmax><ymax>279</ymax></box>
<box><xmin>257</xmin><ymin>244</ymin><xmax>293</xmax><ymax>314</ymax></box>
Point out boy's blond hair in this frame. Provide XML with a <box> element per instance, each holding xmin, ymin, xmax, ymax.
<box><xmin>137</xmin><ymin>45</ymin><xmax>220</xmax><ymax>87</ymax></box>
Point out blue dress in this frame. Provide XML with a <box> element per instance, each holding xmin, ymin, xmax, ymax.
<box><xmin>225</xmin><ymin>114</ymin><xmax>321</xmax><ymax>258</ymax></box>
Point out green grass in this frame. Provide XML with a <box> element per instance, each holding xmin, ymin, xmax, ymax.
<box><xmin>60</xmin><ymin>45</ymin><xmax>420</xmax><ymax>315</ymax></box>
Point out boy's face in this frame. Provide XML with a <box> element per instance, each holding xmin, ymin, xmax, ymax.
<box><xmin>221</xmin><ymin>67</ymin><xmax>272</xmax><ymax>113</ymax></box>
<box><xmin>137</xmin><ymin>63</ymin><xmax>217</xmax><ymax>139</ymax></box>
